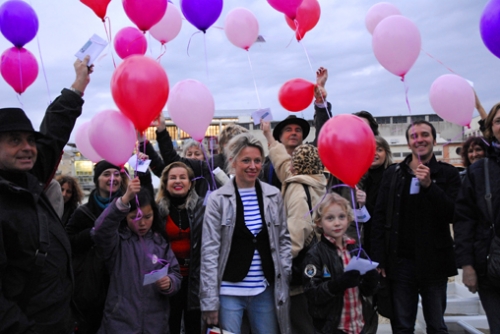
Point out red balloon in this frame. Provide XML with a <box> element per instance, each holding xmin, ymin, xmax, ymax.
<box><xmin>111</xmin><ymin>55</ymin><xmax>169</xmax><ymax>133</ymax></box>
<box><xmin>285</xmin><ymin>0</ymin><xmax>321</xmax><ymax>41</ymax></box>
<box><xmin>80</xmin><ymin>0</ymin><xmax>111</xmax><ymax>21</ymax></box>
<box><xmin>318</xmin><ymin>114</ymin><xmax>375</xmax><ymax>188</ymax></box>
<box><xmin>278</xmin><ymin>78</ymin><xmax>315</xmax><ymax>112</ymax></box>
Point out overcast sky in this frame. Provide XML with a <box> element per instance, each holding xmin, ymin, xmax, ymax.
<box><xmin>0</xmin><ymin>0</ymin><xmax>498</xmax><ymax>140</ymax></box>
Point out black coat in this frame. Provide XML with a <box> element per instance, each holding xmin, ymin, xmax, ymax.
<box><xmin>303</xmin><ymin>236</ymin><xmax>377</xmax><ymax>334</ymax></box>
<box><xmin>371</xmin><ymin>154</ymin><xmax>461</xmax><ymax>281</ymax></box>
<box><xmin>454</xmin><ymin>148</ymin><xmax>500</xmax><ymax>275</ymax></box>
<box><xmin>0</xmin><ymin>89</ymin><xmax>83</xmax><ymax>334</ymax></box>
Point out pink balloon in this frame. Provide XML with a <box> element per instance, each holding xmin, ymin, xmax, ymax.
<box><xmin>224</xmin><ymin>8</ymin><xmax>259</xmax><ymax>50</ymax></box>
<box><xmin>150</xmin><ymin>4</ymin><xmax>182</xmax><ymax>45</ymax></box>
<box><xmin>88</xmin><ymin>110</ymin><xmax>137</xmax><ymax>167</ymax></box>
<box><xmin>429</xmin><ymin>74</ymin><xmax>475</xmax><ymax>127</ymax></box>
<box><xmin>268</xmin><ymin>0</ymin><xmax>303</xmax><ymax>20</ymax></box>
<box><xmin>1</xmin><ymin>47</ymin><xmax>38</xmax><ymax>94</ymax></box>
<box><xmin>365</xmin><ymin>2</ymin><xmax>401</xmax><ymax>35</ymax></box>
<box><xmin>123</xmin><ymin>0</ymin><xmax>167</xmax><ymax>32</ymax></box>
<box><xmin>167</xmin><ymin>79</ymin><xmax>214</xmax><ymax>142</ymax></box>
<box><xmin>114</xmin><ymin>27</ymin><xmax>147</xmax><ymax>59</ymax></box>
<box><xmin>75</xmin><ymin>122</ymin><xmax>103</xmax><ymax>163</ymax></box>
<box><xmin>372</xmin><ymin>15</ymin><xmax>421</xmax><ymax>78</ymax></box>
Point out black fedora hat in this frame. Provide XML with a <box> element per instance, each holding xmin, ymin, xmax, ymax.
<box><xmin>0</xmin><ymin>108</ymin><xmax>43</xmax><ymax>138</ymax></box>
<box><xmin>272</xmin><ymin>115</ymin><xmax>310</xmax><ymax>142</ymax></box>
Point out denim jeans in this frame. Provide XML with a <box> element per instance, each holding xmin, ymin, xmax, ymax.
<box><xmin>390</xmin><ymin>258</ymin><xmax>448</xmax><ymax>334</ymax></box>
<box><xmin>219</xmin><ymin>286</ymin><xmax>279</xmax><ymax>334</ymax></box>
<box><xmin>478</xmin><ymin>274</ymin><xmax>500</xmax><ymax>334</ymax></box>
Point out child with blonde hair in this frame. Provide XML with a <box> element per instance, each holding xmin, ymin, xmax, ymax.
<box><xmin>303</xmin><ymin>193</ymin><xmax>378</xmax><ymax>334</ymax></box>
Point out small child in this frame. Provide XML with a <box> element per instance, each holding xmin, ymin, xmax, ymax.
<box><xmin>93</xmin><ymin>178</ymin><xmax>182</xmax><ymax>333</ymax></box>
<box><xmin>302</xmin><ymin>193</ymin><xmax>378</xmax><ymax>334</ymax></box>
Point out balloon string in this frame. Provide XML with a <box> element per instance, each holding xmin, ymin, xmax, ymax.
<box><xmin>200</xmin><ymin>142</ymin><xmax>217</xmax><ymax>190</ymax></box>
<box><xmin>156</xmin><ymin>44</ymin><xmax>167</xmax><ymax>62</ymax></box>
<box><xmin>34</xmin><ymin>30</ymin><xmax>52</xmax><ymax>104</ymax></box>
<box><xmin>103</xmin><ymin>17</ymin><xmax>117</xmax><ymax>69</ymax></box>
<box><xmin>421</xmin><ymin>48</ymin><xmax>458</xmax><ymax>75</ymax></box>
<box><xmin>17</xmin><ymin>50</ymin><xmax>25</xmax><ymax>95</ymax></box>
<box><xmin>442</xmin><ymin>129</ymin><xmax>467</xmax><ymax>149</ymax></box>
<box><xmin>349</xmin><ymin>187</ymin><xmax>363</xmax><ymax>258</ymax></box>
<box><xmin>246</xmin><ymin>51</ymin><xmax>262</xmax><ymax>109</ymax></box>
<box><xmin>294</xmin><ymin>19</ymin><xmax>304</xmax><ymax>41</ymax></box>
<box><xmin>16</xmin><ymin>94</ymin><xmax>24</xmax><ymax>109</ymax></box>
<box><xmin>401</xmin><ymin>76</ymin><xmax>421</xmax><ymax>164</ymax></box>
<box><xmin>186</xmin><ymin>31</ymin><xmax>202</xmax><ymax>57</ymax></box>
<box><xmin>203</xmin><ymin>33</ymin><xmax>210</xmax><ymax>83</ymax></box>
<box><xmin>121</xmin><ymin>166</ymin><xmax>144</xmax><ymax>221</ymax></box>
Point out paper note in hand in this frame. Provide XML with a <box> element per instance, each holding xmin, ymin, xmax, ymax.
<box><xmin>127</xmin><ymin>155</ymin><xmax>151</xmax><ymax>173</ymax></box>
<box><xmin>344</xmin><ymin>257</ymin><xmax>378</xmax><ymax>275</ymax></box>
<box><xmin>143</xmin><ymin>264</ymin><xmax>169</xmax><ymax>286</ymax></box>
<box><xmin>75</xmin><ymin>34</ymin><xmax>108</xmax><ymax>66</ymax></box>
<box><xmin>252</xmin><ymin>108</ymin><xmax>273</xmax><ymax>125</ymax></box>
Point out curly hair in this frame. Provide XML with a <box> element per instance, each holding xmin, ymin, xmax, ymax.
<box><xmin>314</xmin><ymin>193</ymin><xmax>354</xmax><ymax>233</ymax></box>
<box><xmin>56</xmin><ymin>175</ymin><xmax>83</xmax><ymax>209</ymax></box>
<box><xmin>460</xmin><ymin>136</ymin><xmax>488</xmax><ymax>167</ymax></box>
<box><xmin>291</xmin><ymin>144</ymin><xmax>323</xmax><ymax>175</ymax></box>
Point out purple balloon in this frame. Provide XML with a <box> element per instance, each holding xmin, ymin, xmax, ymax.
<box><xmin>480</xmin><ymin>0</ymin><xmax>500</xmax><ymax>59</ymax></box>
<box><xmin>181</xmin><ymin>0</ymin><xmax>223</xmax><ymax>33</ymax></box>
<box><xmin>0</xmin><ymin>0</ymin><xmax>39</xmax><ymax>48</ymax></box>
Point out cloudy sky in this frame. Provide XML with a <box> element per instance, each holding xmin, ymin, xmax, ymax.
<box><xmin>0</xmin><ymin>0</ymin><xmax>498</xmax><ymax>140</ymax></box>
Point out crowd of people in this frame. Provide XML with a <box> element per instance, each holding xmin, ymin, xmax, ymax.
<box><xmin>1</xmin><ymin>60</ymin><xmax>499</xmax><ymax>334</ymax></box>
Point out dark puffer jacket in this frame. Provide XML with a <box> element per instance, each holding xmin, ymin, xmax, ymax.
<box><xmin>0</xmin><ymin>89</ymin><xmax>83</xmax><ymax>334</ymax></box>
<box><xmin>303</xmin><ymin>235</ymin><xmax>377</xmax><ymax>334</ymax></box>
<box><xmin>157</xmin><ymin>190</ymin><xmax>205</xmax><ymax>310</ymax></box>
<box><xmin>454</xmin><ymin>147</ymin><xmax>500</xmax><ymax>275</ymax></box>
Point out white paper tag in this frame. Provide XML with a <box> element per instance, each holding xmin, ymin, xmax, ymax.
<box><xmin>127</xmin><ymin>155</ymin><xmax>151</xmax><ymax>173</ymax></box>
<box><xmin>344</xmin><ymin>257</ymin><xmax>378</xmax><ymax>275</ymax></box>
<box><xmin>410</xmin><ymin>177</ymin><xmax>420</xmax><ymax>195</ymax></box>
<box><xmin>354</xmin><ymin>206</ymin><xmax>370</xmax><ymax>223</ymax></box>
<box><xmin>143</xmin><ymin>264</ymin><xmax>169</xmax><ymax>286</ymax></box>
<box><xmin>252</xmin><ymin>108</ymin><xmax>273</xmax><ymax>125</ymax></box>
<box><xmin>75</xmin><ymin>34</ymin><xmax>108</xmax><ymax>66</ymax></box>
<box><xmin>203</xmin><ymin>190</ymin><xmax>212</xmax><ymax>206</ymax></box>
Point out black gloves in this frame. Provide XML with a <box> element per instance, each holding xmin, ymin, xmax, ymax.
<box><xmin>360</xmin><ymin>269</ymin><xmax>379</xmax><ymax>295</ymax></box>
<box><xmin>327</xmin><ymin>270</ymin><xmax>361</xmax><ymax>294</ymax></box>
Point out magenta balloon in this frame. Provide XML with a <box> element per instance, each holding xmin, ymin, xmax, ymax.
<box><xmin>167</xmin><ymin>79</ymin><xmax>214</xmax><ymax>142</ymax></box>
<box><xmin>114</xmin><ymin>27</ymin><xmax>147</xmax><ymax>59</ymax></box>
<box><xmin>88</xmin><ymin>110</ymin><xmax>137</xmax><ymax>167</ymax></box>
<box><xmin>1</xmin><ymin>47</ymin><xmax>38</xmax><ymax>94</ymax></box>
<box><xmin>150</xmin><ymin>4</ymin><xmax>183</xmax><ymax>44</ymax></box>
<box><xmin>75</xmin><ymin>122</ymin><xmax>103</xmax><ymax>163</ymax></box>
<box><xmin>429</xmin><ymin>74</ymin><xmax>474</xmax><ymax>127</ymax></box>
<box><xmin>123</xmin><ymin>0</ymin><xmax>167</xmax><ymax>32</ymax></box>
<box><xmin>365</xmin><ymin>2</ymin><xmax>401</xmax><ymax>35</ymax></box>
<box><xmin>181</xmin><ymin>0</ymin><xmax>223</xmax><ymax>33</ymax></box>
<box><xmin>372</xmin><ymin>15</ymin><xmax>421</xmax><ymax>78</ymax></box>
<box><xmin>224</xmin><ymin>8</ymin><xmax>259</xmax><ymax>50</ymax></box>
<box><xmin>0</xmin><ymin>0</ymin><xmax>39</xmax><ymax>48</ymax></box>
<box><xmin>268</xmin><ymin>0</ymin><xmax>303</xmax><ymax>20</ymax></box>
<box><xmin>480</xmin><ymin>0</ymin><xmax>500</xmax><ymax>59</ymax></box>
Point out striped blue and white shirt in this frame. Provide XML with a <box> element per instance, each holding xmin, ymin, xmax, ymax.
<box><xmin>220</xmin><ymin>187</ymin><xmax>268</xmax><ymax>296</ymax></box>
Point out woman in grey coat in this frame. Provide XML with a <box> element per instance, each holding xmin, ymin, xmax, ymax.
<box><xmin>200</xmin><ymin>133</ymin><xmax>292</xmax><ymax>334</ymax></box>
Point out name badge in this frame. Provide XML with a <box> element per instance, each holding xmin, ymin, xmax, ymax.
<box><xmin>410</xmin><ymin>177</ymin><xmax>420</xmax><ymax>195</ymax></box>
<box><xmin>354</xmin><ymin>206</ymin><xmax>371</xmax><ymax>223</ymax></box>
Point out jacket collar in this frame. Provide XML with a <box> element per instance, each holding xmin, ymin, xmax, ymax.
<box><xmin>218</xmin><ymin>178</ymin><xmax>280</xmax><ymax>198</ymax></box>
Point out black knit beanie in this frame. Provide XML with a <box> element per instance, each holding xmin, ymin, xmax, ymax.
<box><xmin>93</xmin><ymin>161</ymin><xmax>120</xmax><ymax>186</ymax></box>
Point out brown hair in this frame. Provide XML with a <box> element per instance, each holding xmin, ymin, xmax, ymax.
<box><xmin>375</xmin><ymin>136</ymin><xmax>393</xmax><ymax>169</ymax></box>
<box><xmin>460</xmin><ymin>136</ymin><xmax>488</xmax><ymax>167</ymax></box>
<box><xmin>156</xmin><ymin>161</ymin><xmax>196</xmax><ymax>202</ymax></box>
<box><xmin>56</xmin><ymin>175</ymin><xmax>83</xmax><ymax>209</ymax></box>
<box><xmin>484</xmin><ymin>102</ymin><xmax>500</xmax><ymax>142</ymax></box>
<box><xmin>218</xmin><ymin>123</ymin><xmax>249</xmax><ymax>152</ymax></box>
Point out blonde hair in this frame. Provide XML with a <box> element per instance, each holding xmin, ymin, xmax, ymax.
<box><xmin>224</xmin><ymin>133</ymin><xmax>265</xmax><ymax>174</ymax></box>
<box><xmin>218</xmin><ymin>123</ymin><xmax>249</xmax><ymax>152</ymax></box>
<box><xmin>156</xmin><ymin>161</ymin><xmax>195</xmax><ymax>202</ymax></box>
<box><xmin>314</xmin><ymin>193</ymin><xmax>354</xmax><ymax>232</ymax></box>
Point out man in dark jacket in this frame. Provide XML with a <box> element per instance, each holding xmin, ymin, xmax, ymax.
<box><xmin>0</xmin><ymin>57</ymin><xmax>92</xmax><ymax>334</ymax></box>
<box><xmin>371</xmin><ymin>120</ymin><xmax>461</xmax><ymax>333</ymax></box>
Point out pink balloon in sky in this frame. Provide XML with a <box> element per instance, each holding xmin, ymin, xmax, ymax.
<box><xmin>429</xmin><ymin>74</ymin><xmax>475</xmax><ymax>127</ymax></box>
<box><xmin>365</xmin><ymin>2</ymin><xmax>401</xmax><ymax>35</ymax></box>
<box><xmin>372</xmin><ymin>15</ymin><xmax>421</xmax><ymax>78</ymax></box>
<box><xmin>114</xmin><ymin>27</ymin><xmax>147</xmax><ymax>59</ymax></box>
<box><xmin>150</xmin><ymin>3</ymin><xmax>183</xmax><ymax>45</ymax></box>
<box><xmin>88</xmin><ymin>110</ymin><xmax>137</xmax><ymax>167</ymax></box>
<box><xmin>167</xmin><ymin>79</ymin><xmax>215</xmax><ymax>142</ymax></box>
<box><xmin>224</xmin><ymin>8</ymin><xmax>259</xmax><ymax>50</ymax></box>
<box><xmin>1</xmin><ymin>46</ymin><xmax>38</xmax><ymax>94</ymax></box>
<box><xmin>75</xmin><ymin>121</ymin><xmax>103</xmax><ymax>163</ymax></box>
<box><xmin>123</xmin><ymin>0</ymin><xmax>167</xmax><ymax>32</ymax></box>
